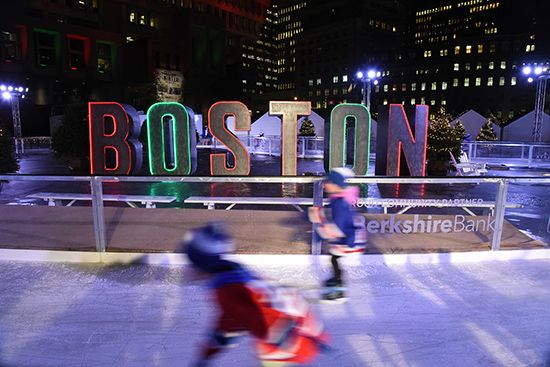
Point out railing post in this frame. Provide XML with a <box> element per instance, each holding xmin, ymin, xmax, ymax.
<box><xmin>90</xmin><ymin>176</ymin><xmax>106</xmax><ymax>252</ymax></box>
<box><xmin>528</xmin><ymin>145</ymin><xmax>534</xmax><ymax>168</ymax></box>
<box><xmin>468</xmin><ymin>143</ymin><xmax>473</xmax><ymax>160</ymax></box>
<box><xmin>311</xmin><ymin>179</ymin><xmax>324</xmax><ymax>255</ymax></box>
<box><xmin>490</xmin><ymin>179</ymin><xmax>508</xmax><ymax>251</ymax></box>
<box><xmin>521</xmin><ymin>145</ymin><xmax>525</xmax><ymax>159</ymax></box>
<box><xmin>473</xmin><ymin>143</ymin><xmax>477</xmax><ymax>159</ymax></box>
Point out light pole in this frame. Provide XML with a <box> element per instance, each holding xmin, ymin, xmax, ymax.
<box><xmin>356</xmin><ymin>69</ymin><xmax>381</xmax><ymax>111</ymax></box>
<box><xmin>521</xmin><ymin>62</ymin><xmax>549</xmax><ymax>142</ymax></box>
<box><xmin>1</xmin><ymin>84</ymin><xmax>28</xmax><ymax>155</ymax></box>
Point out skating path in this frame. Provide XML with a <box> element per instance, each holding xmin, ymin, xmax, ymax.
<box><xmin>0</xmin><ymin>257</ymin><xmax>549</xmax><ymax>367</ymax></box>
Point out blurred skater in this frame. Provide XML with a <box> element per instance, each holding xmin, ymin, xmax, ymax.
<box><xmin>183</xmin><ymin>222</ymin><xmax>330</xmax><ymax>367</ymax></box>
<box><xmin>309</xmin><ymin>168</ymin><xmax>367</xmax><ymax>302</ymax></box>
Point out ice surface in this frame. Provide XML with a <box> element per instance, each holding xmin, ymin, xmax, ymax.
<box><xmin>1</xmin><ymin>259</ymin><xmax>549</xmax><ymax>367</ymax></box>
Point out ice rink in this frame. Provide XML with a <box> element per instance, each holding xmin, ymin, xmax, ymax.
<box><xmin>1</xmin><ymin>256</ymin><xmax>549</xmax><ymax>367</ymax></box>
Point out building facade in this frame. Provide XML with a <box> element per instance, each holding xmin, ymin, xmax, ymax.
<box><xmin>383</xmin><ymin>0</ymin><xmax>550</xmax><ymax>122</ymax></box>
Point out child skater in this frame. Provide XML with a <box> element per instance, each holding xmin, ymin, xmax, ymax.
<box><xmin>309</xmin><ymin>167</ymin><xmax>367</xmax><ymax>302</ymax></box>
<box><xmin>183</xmin><ymin>222</ymin><xmax>330</xmax><ymax>367</ymax></box>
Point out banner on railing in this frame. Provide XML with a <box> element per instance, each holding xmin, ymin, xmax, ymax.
<box><xmin>89</xmin><ymin>102</ymin><xmax>428</xmax><ymax>176</ymax></box>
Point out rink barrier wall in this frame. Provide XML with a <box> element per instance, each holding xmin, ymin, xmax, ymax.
<box><xmin>1</xmin><ymin>248</ymin><xmax>549</xmax><ymax>266</ymax></box>
<box><xmin>1</xmin><ymin>175</ymin><xmax>550</xmax><ymax>254</ymax></box>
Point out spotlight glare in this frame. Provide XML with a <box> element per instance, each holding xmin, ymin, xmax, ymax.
<box><xmin>0</xmin><ymin>85</ymin><xmax>5</xmax><ymax>91</ymax></box>
<box><xmin>367</xmin><ymin>70</ymin><xmax>376</xmax><ymax>79</ymax></box>
<box><xmin>356</xmin><ymin>71</ymin><xmax>364</xmax><ymax>79</ymax></box>
<box><xmin>2</xmin><ymin>91</ymin><xmax>12</xmax><ymax>100</ymax></box>
<box><xmin>522</xmin><ymin>66</ymin><xmax>532</xmax><ymax>75</ymax></box>
<box><xmin>7</xmin><ymin>86</ymin><xmax>13</xmax><ymax>91</ymax></box>
<box><xmin>534</xmin><ymin>66</ymin><xmax>543</xmax><ymax>75</ymax></box>
<box><xmin>527</xmin><ymin>77</ymin><xmax>534</xmax><ymax>83</ymax></box>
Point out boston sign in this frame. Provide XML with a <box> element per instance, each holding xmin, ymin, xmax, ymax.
<box><xmin>88</xmin><ymin>101</ymin><xmax>428</xmax><ymax>176</ymax></box>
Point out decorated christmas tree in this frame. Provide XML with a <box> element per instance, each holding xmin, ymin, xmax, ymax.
<box><xmin>299</xmin><ymin>118</ymin><xmax>316</xmax><ymax>136</ymax></box>
<box><xmin>476</xmin><ymin>118</ymin><xmax>497</xmax><ymax>141</ymax></box>
<box><xmin>454</xmin><ymin>120</ymin><xmax>467</xmax><ymax>141</ymax></box>
<box><xmin>427</xmin><ymin>107</ymin><xmax>462</xmax><ymax>161</ymax></box>
<box><xmin>0</xmin><ymin>124</ymin><xmax>19</xmax><ymax>174</ymax></box>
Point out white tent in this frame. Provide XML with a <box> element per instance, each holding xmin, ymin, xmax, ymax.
<box><xmin>227</xmin><ymin>111</ymin><xmax>326</xmax><ymax>137</ymax></box>
<box><xmin>502</xmin><ymin>110</ymin><xmax>550</xmax><ymax>142</ymax></box>
<box><xmin>451</xmin><ymin>110</ymin><xmax>500</xmax><ymax>141</ymax></box>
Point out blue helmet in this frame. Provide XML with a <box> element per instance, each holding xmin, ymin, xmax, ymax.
<box><xmin>182</xmin><ymin>222</ymin><xmax>235</xmax><ymax>273</ymax></box>
<box><xmin>326</xmin><ymin>167</ymin><xmax>355</xmax><ymax>188</ymax></box>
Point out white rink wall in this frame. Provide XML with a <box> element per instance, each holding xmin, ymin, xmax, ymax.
<box><xmin>0</xmin><ymin>255</ymin><xmax>550</xmax><ymax>366</ymax></box>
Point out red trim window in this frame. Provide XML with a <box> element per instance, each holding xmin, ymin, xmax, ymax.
<box><xmin>67</xmin><ymin>35</ymin><xmax>89</xmax><ymax>70</ymax></box>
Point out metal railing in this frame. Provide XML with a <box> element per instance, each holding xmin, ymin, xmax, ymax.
<box><xmin>198</xmin><ymin>136</ymin><xmax>324</xmax><ymax>158</ymax></box>
<box><xmin>462</xmin><ymin>141</ymin><xmax>550</xmax><ymax>168</ymax></box>
<box><xmin>2</xmin><ymin>174</ymin><xmax>549</xmax><ymax>255</ymax></box>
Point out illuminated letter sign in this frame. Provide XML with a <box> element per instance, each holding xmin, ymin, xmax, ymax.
<box><xmin>146</xmin><ymin>102</ymin><xmax>197</xmax><ymax>175</ymax></box>
<box><xmin>326</xmin><ymin>103</ymin><xmax>371</xmax><ymax>175</ymax></box>
<box><xmin>269</xmin><ymin>101</ymin><xmax>311</xmax><ymax>176</ymax></box>
<box><xmin>208</xmin><ymin>101</ymin><xmax>251</xmax><ymax>176</ymax></box>
<box><xmin>379</xmin><ymin>104</ymin><xmax>428</xmax><ymax>176</ymax></box>
<box><xmin>89</xmin><ymin>102</ymin><xmax>142</xmax><ymax>175</ymax></box>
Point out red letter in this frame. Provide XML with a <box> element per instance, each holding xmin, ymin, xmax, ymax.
<box><xmin>89</xmin><ymin>102</ymin><xmax>139</xmax><ymax>175</ymax></box>
<box><xmin>386</xmin><ymin>104</ymin><xmax>428</xmax><ymax>176</ymax></box>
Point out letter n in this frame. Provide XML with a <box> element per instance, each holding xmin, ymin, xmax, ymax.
<box><xmin>386</xmin><ymin>104</ymin><xmax>428</xmax><ymax>176</ymax></box>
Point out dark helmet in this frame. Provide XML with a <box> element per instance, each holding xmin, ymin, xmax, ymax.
<box><xmin>182</xmin><ymin>222</ymin><xmax>235</xmax><ymax>273</ymax></box>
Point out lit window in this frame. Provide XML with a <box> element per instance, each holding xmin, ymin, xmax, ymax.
<box><xmin>465</xmin><ymin>63</ymin><xmax>471</xmax><ymax>71</ymax></box>
<box><xmin>487</xmin><ymin>77</ymin><xmax>493</xmax><ymax>86</ymax></box>
<box><xmin>475</xmin><ymin>77</ymin><xmax>481</xmax><ymax>86</ymax></box>
<box><xmin>511</xmin><ymin>77</ymin><xmax>517</xmax><ymax>86</ymax></box>
<box><xmin>411</xmin><ymin>83</ymin><xmax>417</xmax><ymax>91</ymax></box>
<box><xmin>464</xmin><ymin>78</ymin><xmax>470</xmax><ymax>87</ymax></box>
<box><xmin>430</xmin><ymin>100</ymin><xmax>436</xmax><ymax>106</ymax></box>
<box><xmin>499</xmin><ymin>77</ymin><xmax>505</xmax><ymax>86</ymax></box>
<box><xmin>324</xmin><ymin>89</ymin><xmax>329</xmax><ymax>96</ymax></box>
<box><xmin>333</xmin><ymin>88</ymin><xmax>338</xmax><ymax>95</ymax></box>
<box><xmin>308</xmin><ymin>79</ymin><xmax>313</xmax><ymax>86</ymax></box>
<box><xmin>130</xmin><ymin>12</ymin><xmax>136</xmax><ymax>23</ymax></box>
<box><xmin>421</xmin><ymin>97</ymin><xmax>426</xmax><ymax>104</ymax></box>
<box><xmin>383</xmin><ymin>99</ymin><xmax>388</xmax><ymax>105</ymax></box>
<box><xmin>477</xmin><ymin>44</ymin><xmax>483</xmax><ymax>53</ymax></box>
<box><xmin>453</xmin><ymin>78</ymin><xmax>458</xmax><ymax>87</ymax></box>
<box><xmin>316</xmin><ymin>78</ymin><xmax>321</xmax><ymax>85</ymax></box>
<box><xmin>454</xmin><ymin>63</ymin><xmax>459</xmax><ymax>71</ymax></box>
<box><xmin>431</xmin><ymin>82</ymin><xmax>437</xmax><ymax>91</ymax></box>
<box><xmin>333</xmin><ymin>76</ymin><xmax>338</xmax><ymax>83</ymax></box>
<box><xmin>500</xmin><ymin>61</ymin><xmax>506</xmax><ymax>69</ymax></box>
<box><xmin>454</xmin><ymin>46</ymin><xmax>460</xmax><ymax>55</ymax></box>
<box><xmin>476</xmin><ymin>62</ymin><xmax>482</xmax><ymax>70</ymax></box>
<box><xmin>383</xmin><ymin>84</ymin><xmax>388</xmax><ymax>92</ymax></box>
<box><xmin>402</xmin><ymin>83</ymin><xmax>407</xmax><ymax>92</ymax></box>
<box><xmin>421</xmin><ymin>82</ymin><xmax>426</xmax><ymax>91</ymax></box>
<box><xmin>488</xmin><ymin>62</ymin><xmax>494</xmax><ymax>70</ymax></box>
<box><xmin>140</xmin><ymin>14</ymin><xmax>146</xmax><ymax>25</ymax></box>
<box><xmin>489</xmin><ymin>43</ymin><xmax>496</xmax><ymax>53</ymax></box>
<box><xmin>342</xmin><ymin>75</ymin><xmax>348</xmax><ymax>82</ymax></box>
<box><xmin>442</xmin><ymin>81</ymin><xmax>447</xmax><ymax>90</ymax></box>
<box><xmin>315</xmin><ymin>90</ymin><xmax>321</xmax><ymax>96</ymax></box>
<box><xmin>442</xmin><ymin>99</ymin><xmax>447</xmax><ymax>105</ymax></box>
<box><xmin>97</xmin><ymin>42</ymin><xmax>113</xmax><ymax>73</ymax></box>
<box><xmin>411</xmin><ymin>98</ymin><xmax>416</xmax><ymax>104</ymax></box>
<box><xmin>466</xmin><ymin>45</ymin><xmax>472</xmax><ymax>54</ymax></box>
